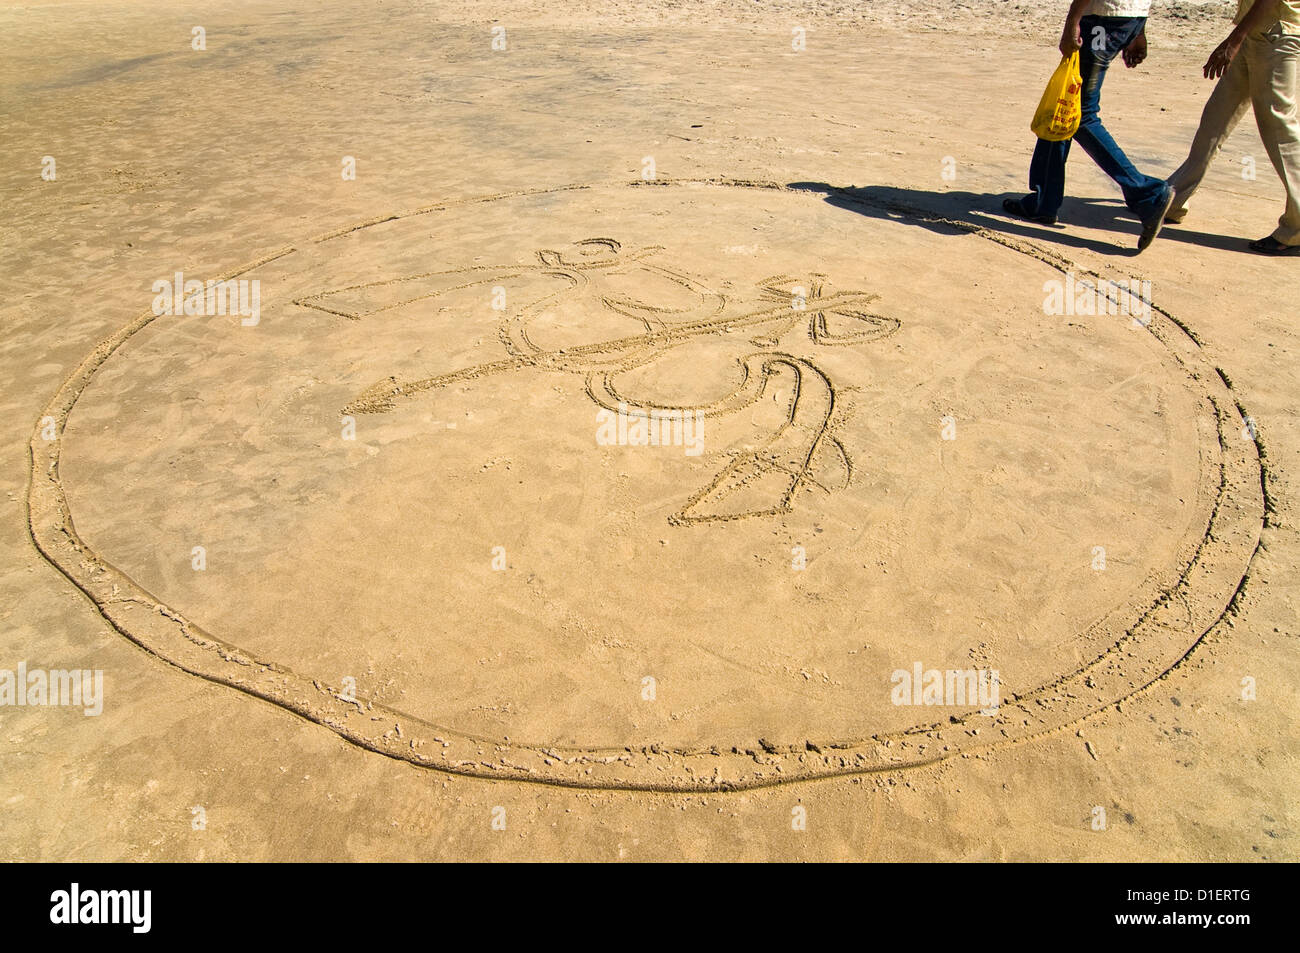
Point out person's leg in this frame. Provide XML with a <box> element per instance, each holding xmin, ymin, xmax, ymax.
<box><xmin>1071</xmin><ymin>17</ymin><xmax>1170</xmax><ymax>219</ymax></box>
<box><xmin>1024</xmin><ymin>136</ymin><xmax>1071</xmax><ymax>219</ymax></box>
<box><xmin>1166</xmin><ymin>47</ymin><xmax>1253</xmax><ymax>220</ymax></box>
<box><xmin>1016</xmin><ymin>22</ymin><xmax>1107</xmax><ymax>221</ymax></box>
<box><xmin>1246</xmin><ymin>28</ymin><xmax>1300</xmax><ymax>245</ymax></box>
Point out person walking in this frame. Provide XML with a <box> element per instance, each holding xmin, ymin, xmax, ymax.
<box><xmin>1164</xmin><ymin>0</ymin><xmax>1300</xmax><ymax>256</ymax></box>
<box><xmin>1004</xmin><ymin>1</ymin><xmax>1175</xmax><ymax>251</ymax></box>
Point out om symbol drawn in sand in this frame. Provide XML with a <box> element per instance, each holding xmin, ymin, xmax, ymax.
<box><xmin>296</xmin><ymin>238</ymin><xmax>899</xmax><ymax>523</ymax></box>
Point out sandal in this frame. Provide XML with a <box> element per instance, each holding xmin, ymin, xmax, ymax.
<box><xmin>1248</xmin><ymin>235</ymin><xmax>1300</xmax><ymax>256</ymax></box>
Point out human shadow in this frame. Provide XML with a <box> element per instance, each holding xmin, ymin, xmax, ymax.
<box><xmin>787</xmin><ymin>182</ymin><xmax>1251</xmax><ymax>257</ymax></box>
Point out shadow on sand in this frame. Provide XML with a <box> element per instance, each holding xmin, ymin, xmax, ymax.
<box><xmin>787</xmin><ymin>182</ymin><xmax>1250</xmax><ymax>257</ymax></box>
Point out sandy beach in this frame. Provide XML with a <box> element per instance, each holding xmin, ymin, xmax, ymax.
<box><xmin>0</xmin><ymin>0</ymin><xmax>1294</xmax><ymax>860</ymax></box>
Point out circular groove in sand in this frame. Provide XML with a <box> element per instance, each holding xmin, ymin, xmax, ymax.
<box><xmin>26</xmin><ymin>179</ymin><xmax>1266</xmax><ymax>791</ymax></box>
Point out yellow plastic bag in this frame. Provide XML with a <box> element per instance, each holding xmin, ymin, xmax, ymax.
<box><xmin>1031</xmin><ymin>52</ymin><xmax>1083</xmax><ymax>141</ymax></box>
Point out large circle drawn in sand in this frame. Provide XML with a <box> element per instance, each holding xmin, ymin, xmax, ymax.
<box><xmin>30</xmin><ymin>179</ymin><xmax>1264</xmax><ymax>790</ymax></box>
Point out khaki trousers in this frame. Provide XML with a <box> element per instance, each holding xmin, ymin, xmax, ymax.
<box><xmin>1168</xmin><ymin>24</ymin><xmax>1300</xmax><ymax>245</ymax></box>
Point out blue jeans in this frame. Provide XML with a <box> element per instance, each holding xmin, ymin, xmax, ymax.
<box><xmin>1022</xmin><ymin>16</ymin><xmax>1168</xmax><ymax>220</ymax></box>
